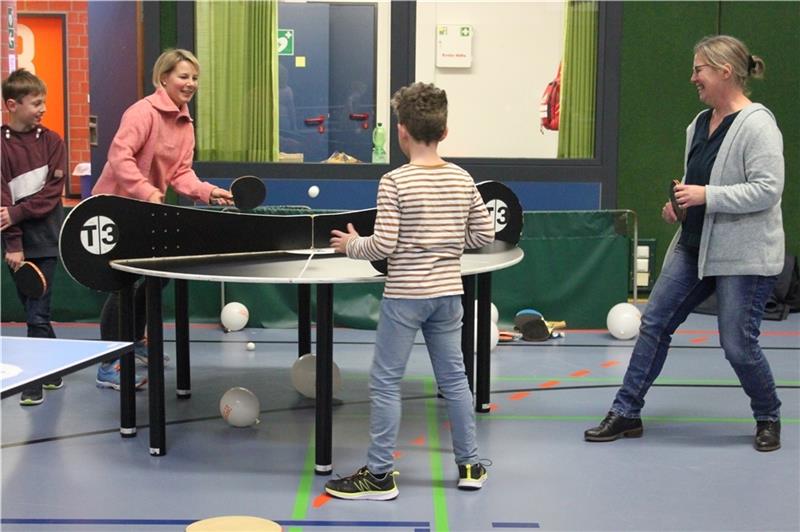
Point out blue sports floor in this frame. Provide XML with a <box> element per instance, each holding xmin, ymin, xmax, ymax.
<box><xmin>1</xmin><ymin>311</ymin><xmax>799</xmax><ymax>531</ymax></box>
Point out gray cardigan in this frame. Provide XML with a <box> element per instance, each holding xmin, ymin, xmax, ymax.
<box><xmin>667</xmin><ymin>103</ymin><xmax>785</xmax><ymax>278</ymax></box>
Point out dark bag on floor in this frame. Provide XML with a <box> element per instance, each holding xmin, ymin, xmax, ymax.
<box><xmin>694</xmin><ymin>254</ymin><xmax>799</xmax><ymax>321</ymax></box>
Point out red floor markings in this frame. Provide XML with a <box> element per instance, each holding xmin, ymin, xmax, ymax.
<box><xmin>600</xmin><ymin>360</ymin><xmax>621</xmax><ymax>368</ymax></box>
<box><xmin>392</xmin><ymin>450</ymin><xmax>403</xmax><ymax>460</ymax></box>
<box><xmin>313</xmin><ymin>493</ymin><xmax>332</xmax><ymax>508</ymax></box>
<box><xmin>538</xmin><ymin>380</ymin><xmax>560</xmax><ymax>388</ymax></box>
<box><xmin>411</xmin><ymin>436</ymin><xmax>426</xmax><ymax>446</ymax></box>
<box><xmin>690</xmin><ymin>336</ymin><xmax>710</xmax><ymax>344</ymax></box>
<box><xmin>570</xmin><ymin>369</ymin><xmax>591</xmax><ymax>377</ymax></box>
<box><xmin>488</xmin><ymin>403</ymin><xmax>499</xmax><ymax>412</ymax></box>
<box><xmin>509</xmin><ymin>391</ymin><xmax>531</xmax><ymax>401</ymax></box>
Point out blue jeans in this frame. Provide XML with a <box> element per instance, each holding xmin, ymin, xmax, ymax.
<box><xmin>367</xmin><ymin>296</ymin><xmax>479</xmax><ymax>475</ymax></box>
<box><xmin>11</xmin><ymin>256</ymin><xmax>57</xmax><ymax>339</ymax></box>
<box><xmin>612</xmin><ymin>244</ymin><xmax>781</xmax><ymax>421</ymax></box>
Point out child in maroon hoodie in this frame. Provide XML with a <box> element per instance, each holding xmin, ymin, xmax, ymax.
<box><xmin>1</xmin><ymin>68</ymin><xmax>66</xmax><ymax>406</ymax></box>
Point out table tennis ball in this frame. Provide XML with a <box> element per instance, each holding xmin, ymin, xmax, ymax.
<box><xmin>246</xmin><ymin>342</ymin><xmax>256</xmax><ymax>351</ymax></box>
<box><xmin>219</xmin><ymin>387</ymin><xmax>260</xmax><ymax>427</ymax></box>
<box><xmin>474</xmin><ymin>321</ymin><xmax>500</xmax><ymax>352</ymax></box>
<box><xmin>308</xmin><ymin>185</ymin><xmax>320</xmax><ymax>198</ymax></box>
<box><xmin>291</xmin><ymin>353</ymin><xmax>342</xmax><ymax>399</ymax></box>
<box><xmin>221</xmin><ymin>302</ymin><xmax>249</xmax><ymax>332</ymax></box>
<box><xmin>606</xmin><ymin>302</ymin><xmax>642</xmax><ymax>340</ymax></box>
<box><xmin>474</xmin><ymin>300</ymin><xmax>499</xmax><ymax>324</ymax></box>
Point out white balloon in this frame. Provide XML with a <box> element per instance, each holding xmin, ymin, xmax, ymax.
<box><xmin>473</xmin><ymin>300</ymin><xmax>500</xmax><ymax>324</ymax></box>
<box><xmin>291</xmin><ymin>353</ymin><xmax>342</xmax><ymax>399</ymax></box>
<box><xmin>219</xmin><ymin>387</ymin><xmax>260</xmax><ymax>427</ymax></box>
<box><xmin>474</xmin><ymin>320</ymin><xmax>500</xmax><ymax>352</ymax></box>
<box><xmin>606</xmin><ymin>302</ymin><xmax>642</xmax><ymax>340</ymax></box>
<box><xmin>221</xmin><ymin>302</ymin><xmax>249</xmax><ymax>332</ymax></box>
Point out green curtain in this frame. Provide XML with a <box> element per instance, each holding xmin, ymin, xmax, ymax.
<box><xmin>195</xmin><ymin>0</ymin><xmax>279</xmax><ymax>162</ymax></box>
<box><xmin>557</xmin><ymin>0</ymin><xmax>598</xmax><ymax>159</ymax></box>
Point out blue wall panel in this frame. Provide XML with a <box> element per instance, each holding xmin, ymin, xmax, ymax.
<box><xmin>206</xmin><ymin>178</ymin><xmax>601</xmax><ymax>212</ymax></box>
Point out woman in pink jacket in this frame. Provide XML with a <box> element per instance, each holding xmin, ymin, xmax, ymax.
<box><xmin>93</xmin><ymin>49</ymin><xmax>233</xmax><ymax>389</ymax></box>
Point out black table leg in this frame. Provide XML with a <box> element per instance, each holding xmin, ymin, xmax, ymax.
<box><xmin>119</xmin><ymin>284</ymin><xmax>136</xmax><ymax>437</ymax></box>
<box><xmin>461</xmin><ymin>275</ymin><xmax>476</xmax><ymax>394</ymax></box>
<box><xmin>315</xmin><ymin>283</ymin><xmax>333</xmax><ymax>475</ymax></box>
<box><xmin>175</xmin><ymin>279</ymin><xmax>191</xmax><ymax>398</ymax></box>
<box><xmin>476</xmin><ymin>273</ymin><xmax>492</xmax><ymax>412</ymax></box>
<box><xmin>146</xmin><ymin>276</ymin><xmax>166</xmax><ymax>456</ymax></box>
<box><xmin>298</xmin><ymin>284</ymin><xmax>311</xmax><ymax>357</ymax></box>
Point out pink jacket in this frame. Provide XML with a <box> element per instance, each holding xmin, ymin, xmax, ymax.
<box><xmin>92</xmin><ymin>87</ymin><xmax>215</xmax><ymax>203</ymax></box>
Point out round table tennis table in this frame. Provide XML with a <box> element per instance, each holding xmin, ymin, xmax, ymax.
<box><xmin>111</xmin><ymin>241</ymin><xmax>523</xmax><ymax>473</ymax></box>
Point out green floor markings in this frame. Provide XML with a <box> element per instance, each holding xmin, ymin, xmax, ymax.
<box><xmin>477</xmin><ymin>414</ymin><xmax>800</xmax><ymax>424</ymax></box>
<box><xmin>356</xmin><ymin>374</ymin><xmax>800</xmax><ymax>387</ymax></box>
<box><xmin>288</xmin><ymin>430</ymin><xmax>317</xmax><ymax>532</ymax></box>
<box><xmin>491</xmin><ymin>375</ymin><xmax>800</xmax><ymax>386</ymax></box>
<box><xmin>329</xmin><ymin>412</ymin><xmax>800</xmax><ymax>425</ymax></box>
<box><xmin>424</xmin><ymin>378</ymin><xmax>449</xmax><ymax>532</ymax></box>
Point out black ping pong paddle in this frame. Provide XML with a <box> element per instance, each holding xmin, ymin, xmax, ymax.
<box><xmin>231</xmin><ymin>175</ymin><xmax>267</xmax><ymax>211</ymax></box>
<box><xmin>14</xmin><ymin>260</ymin><xmax>47</xmax><ymax>298</ymax></box>
<box><xmin>669</xmin><ymin>179</ymin><xmax>687</xmax><ymax>222</ymax></box>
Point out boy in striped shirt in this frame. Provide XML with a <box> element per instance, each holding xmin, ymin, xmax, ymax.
<box><xmin>325</xmin><ymin>82</ymin><xmax>495</xmax><ymax>500</ymax></box>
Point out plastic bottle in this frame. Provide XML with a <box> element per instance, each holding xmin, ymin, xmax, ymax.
<box><xmin>372</xmin><ymin>122</ymin><xmax>387</xmax><ymax>163</ymax></box>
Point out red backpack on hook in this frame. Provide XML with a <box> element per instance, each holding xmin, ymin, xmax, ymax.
<box><xmin>539</xmin><ymin>62</ymin><xmax>561</xmax><ymax>132</ymax></box>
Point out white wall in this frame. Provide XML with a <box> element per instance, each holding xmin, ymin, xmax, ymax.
<box><xmin>416</xmin><ymin>1</ymin><xmax>565</xmax><ymax>158</ymax></box>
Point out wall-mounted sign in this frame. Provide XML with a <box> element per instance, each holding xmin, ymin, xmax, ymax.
<box><xmin>436</xmin><ymin>24</ymin><xmax>473</xmax><ymax>68</ymax></box>
<box><xmin>278</xmin><ymin>28</ymin><xmax>294</xmax><ymax>56</ymax></box>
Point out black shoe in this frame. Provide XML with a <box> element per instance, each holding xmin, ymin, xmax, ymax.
<box><xmin>584</xmin><ymin>411</ymin><xmax>643</xmax><ymax>442</ymax></box>
<box><xmin>754</xmin><ymin>420</ymin><xmax>781</xmax><ymax>452</ymax></box>
<box><xmin>457</xmin><ymin>462</ymin><xmax>488</xmax><ymax>490</ymax></box>
<box><xmin>20</xmin><ymin>387</ymin><xmax>44</xmax><ymax>406</ymax></box>
<box><xmin>42</xmin><ymin>376</ymin><xmax>63</xmax><ymax>390</ymax></box>
<box><xmin>324</xmin><ymin>466</ymin><xmax>399</xmax><ymax>500</ymax></box>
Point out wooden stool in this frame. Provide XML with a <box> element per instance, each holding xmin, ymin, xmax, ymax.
<box><xmin>186</xmin><ymin>516</ymin><xmax>281</xmax><ymax>532</ymax></box>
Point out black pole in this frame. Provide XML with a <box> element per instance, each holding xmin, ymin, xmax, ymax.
<box><xmin>475</xmin><ymin>273</ymin><xmax>492</xmax><ymax>412</ymax></box>
<box><xmin>119</xmin><ymin>284</ymin><xmax>136</xmax><ymax>437</ymax></box>
<box><xmin>146</xmin><ymin>276</ymin><xmax>166</xmax><ymax>456</ymax></box>
<box><xmin>314</xmin><ymin>284</ymin><xmax>334</xmax><ymax>475</ymax></box>
<box><xmin>175</xmin><ymin>279</ymin><xmax>191</xmax><ymax>398</ymax></box>
<box><xmin>298</xmin><ymin>284</ymin><xmax>311</xmax><ymax>357</ymax></box>
<box><xmin>461</xmin><ymin>275</ymin><xmax>476</xmax><ymax>394</ymax></box>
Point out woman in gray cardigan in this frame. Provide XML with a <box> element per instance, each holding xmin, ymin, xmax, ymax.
<box><xmin>585</xmin><ymin>35</ymin><xmax>785</xmax><ymax>451</ymax></box>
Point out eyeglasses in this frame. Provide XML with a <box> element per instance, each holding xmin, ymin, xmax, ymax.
<box><xmin>692</xmin><ymin>64</ymin><xmax>712</xmax><ymax>75</ymax></box>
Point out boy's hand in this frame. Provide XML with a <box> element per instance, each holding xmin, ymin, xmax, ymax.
<box><xmin>330</xmin><ymin>223</ymin><xmax>360</xmax><ymax>254</ymax></box>
<box><xmin>5</xmin><ymin>250</ymin><xmax>24</xmax><ymax>270</ymax></box>
<box><xmin>0</xmin><ymin>207</ymin><xmax>12</xmax><ymax>230</ymax></box>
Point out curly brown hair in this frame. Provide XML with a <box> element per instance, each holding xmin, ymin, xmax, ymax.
<box><xmin>390</xmin><ymin>82</ymin><xmax>447</xmax><ymax>145</ymax></box>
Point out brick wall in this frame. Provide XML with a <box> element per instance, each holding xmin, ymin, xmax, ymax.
<box><xmin>2</xmin><ymin>0</ymin><xmax>89</xmax><ymax>198</ymax></box>
<box><xmin>0</xmin><ymin>0</ymin><xmax>17</xmax><ymax>108</ymax></box>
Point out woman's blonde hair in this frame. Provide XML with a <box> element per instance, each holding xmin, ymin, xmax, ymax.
<box><xmin>152</xmin><ymin>49</ymin><xmax>200</xmax><ymax>89</ymax></box>
<box><xmin>694</xmin><ymin>35</ymin><xmax>764</xmax><ymax>95</ymax></box>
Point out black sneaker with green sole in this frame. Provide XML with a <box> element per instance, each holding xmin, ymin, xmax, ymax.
<box><xmin>42</xmin><ymin>376</ymin><xmax>63</xmax><ymax>390</ymax></box>
<box><xmin>457</xmin><ymin>462</ymin><xmax>488</xmax><ymax>490</ymax></box>
<box><xmin>325</xmin><ymin>466</ymin><xmax>399</xmax><ymax>500</ymax></box>
<box><xmin>19</xmin><ymin>387</ymin><xmax>44</xmax><ymax>406</ymax></box>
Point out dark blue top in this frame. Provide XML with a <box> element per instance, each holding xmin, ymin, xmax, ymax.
<box><xmin>679</xmin><ymin>109</ymin><xmax>740</xmax><ymax>248</ymax></box>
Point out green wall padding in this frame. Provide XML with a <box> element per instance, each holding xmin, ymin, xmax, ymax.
<box><xmin>618</xmin><ymin>2</ymin><xmax>799</xmax><ymax>275</ymax></box>
<box><xmin>2</xmin><ymin>211</ymin><xmax>630</xmax><ymax>331</ymax></box>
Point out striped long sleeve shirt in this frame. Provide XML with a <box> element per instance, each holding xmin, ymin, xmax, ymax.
<box><xmin>346</xmin><ymin>162</ymin><xmax>495</xmax><ymax>299</ymax></box>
